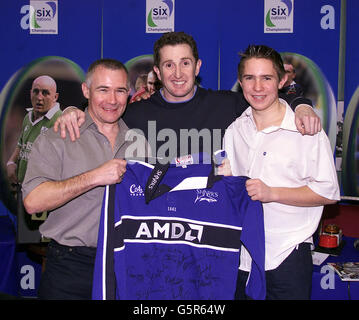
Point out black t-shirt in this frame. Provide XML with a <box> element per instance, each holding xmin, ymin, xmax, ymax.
<box><xmin>122</xmin><ymin>87</ymin><xmax>311</xmax><ymax>160</ymax></box>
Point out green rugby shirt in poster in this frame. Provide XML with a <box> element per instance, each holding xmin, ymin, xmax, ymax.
<box><xmin>17</xmin><ymin>103</ymin><xmax>62</xmax><ymax>183</ymax></box>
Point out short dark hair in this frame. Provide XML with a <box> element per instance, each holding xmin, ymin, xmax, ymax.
<box><xmin>237</xmin><ymin>45</ymin><xmax>285</xmax><ymax>81</ymax></box>
<box><xmin>153</xmin><ymin>31</ymin><xmax>199</xmax><ymax>67</ymax></box>
<box><xmin>86</xmin><ymin>58</ymin><xmax>128</xmax><ymax>86</ymax></box>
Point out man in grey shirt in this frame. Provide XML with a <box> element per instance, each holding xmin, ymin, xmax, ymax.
<box><xmin>22</xmin><ymin>59</ymin><xmax>148</xmax><ymax>299</ymax></box>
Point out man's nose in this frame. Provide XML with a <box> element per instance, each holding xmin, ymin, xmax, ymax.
<box><xmin>254</xmin><ymin>79</ymin><xmax>263</xmax><ymax>91</ymax></box>
<box><xmin>36</xmin><ymin>92</ymin><xmax>44</xmax><ymax>99</ymax></box>
<box><xmin>107</xmin><ymin>90</ymin><xmax>117</xmax><ymax>104</ymax></box>
<box><xmin>174</xmin><ymin>65</ymin><xmax>182</xmax><ymax>78</ymax></box>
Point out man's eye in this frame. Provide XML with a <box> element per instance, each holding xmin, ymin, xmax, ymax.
<box><xmin>32</xmin><ymin>89</ymin><xmax>50</xmax><ymax>95</ymax></box>
<box><xmin>117</xmin><ymin>89</ymin><xmax>128</xmax><ymax>95</ymax></box>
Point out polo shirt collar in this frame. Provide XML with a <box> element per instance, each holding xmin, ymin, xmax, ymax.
<box><xmin>27</xmin><ymin>102</ymin><xmax>61</xmax><ymax>125</ymax></box>
<box><xmin>241</xmin><ymin>98</ymin><xmax>298</xmax><ymax>134</ymax></box>
<box><xmin>81</xmin><ymin>108</ymin><xmax>129</xmax><ymax>142</ymax></box>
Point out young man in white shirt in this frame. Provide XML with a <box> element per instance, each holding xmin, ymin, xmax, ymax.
<box><xmin>222</xmin><ymin>45</ymin><xmax>340</xmax><ymax>300</ymax></box>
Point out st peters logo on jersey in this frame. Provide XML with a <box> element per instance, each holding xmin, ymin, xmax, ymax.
<box><xmin>264</xmin><ymin>0</ymin><xmax>293</xmax><ymax>33</ymax></box>
<box><xmin>175</xmin><ymin>154</ymin><xmax>194</xmax><ymax>167</ymax></box>
<box><xmin>146</xmin><ymin>0</ymin><xmax>175</xmax><ymax>33</ymax></box>
<box><xmin>130</xmin><ymin>184</ymin><xmax>145</xmax><ymax>197</ymax></box>
<box><xmin>194</xmin><ymin>189</ymin><xmax>218</xmax><ymax>204</ymax></box>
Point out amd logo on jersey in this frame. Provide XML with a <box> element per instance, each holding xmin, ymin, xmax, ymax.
<box><xmin>135</xmin><ymin>221</ymin><xmax>204</xmax><ymax>242</ymax></box>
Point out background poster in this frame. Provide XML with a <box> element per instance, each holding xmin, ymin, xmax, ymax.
<box><xmin>0</xmin><ymin>0</ymin><xmax>357</xmax><ymax>218</ymax></box>
<box><xmin>0</xmin><ymin>0</ymin><xmax>102</xmax><ymax>213</ymax></box>
<box><xmin>1</xmin><ymin>0</ymin><xmax>358</xmax><ymax>299</ymax></box>
<box><xmin>219</xmin><ymin>0</ymin><xmax>340</xmax><ymax>153</ymax></box>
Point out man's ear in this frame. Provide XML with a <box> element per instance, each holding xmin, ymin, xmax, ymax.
<box><xmin>153</xmin><ymin>66</ymin><xmax>161</xmax><ymax>81</ymax></box>
<box><xmin>82</xmin><ymin>82</ymin><xmax>89</xmax><ymax>99</ymax></box>
<box><xmin>278</xmin><ymin>74</ymin><xmax>288</xmax><ymax>90</ymax></box>
<box><xmin>195</xmin><ymin>59</ymin><xmax>202</xmax><ymax>76</ymax></box>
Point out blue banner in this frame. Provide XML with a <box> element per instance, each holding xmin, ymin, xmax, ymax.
<box><xmin>219</xmin><ymin>0</ymin><xmax>340</xmax><ymax>152</ymax></box>
<box><xmin>102</xmin><ymin>0</ymin><xmax>220</xmax><ymax>92</ymax></box>
<box><xmin>0</xmin><ymin>0</ymin><xmax>357</xmax><ymax>210</ymax></box>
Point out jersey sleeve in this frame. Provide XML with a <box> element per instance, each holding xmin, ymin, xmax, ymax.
<box><xmin>92</xmin><ymin>184</ymin><xmax>117</xmax><ymax>300</ymax></box>
<box><xmin>225</xmin><ymin>176</ymin><xmax>266</xmax><ymax>300</ymax></box>
<box><xmin>279</xmin><ymin>94</ymin><xmax>313</xmax><ymax>110</ymax></box>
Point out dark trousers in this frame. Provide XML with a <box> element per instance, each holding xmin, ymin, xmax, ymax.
<box><xmin>38</xmin><ymin>240</ymin><xmax>97</xmax><ymax>300</ymax></box>
<box><xmin>235</xmin><ymin>242</ymin><xmax>313</xmax><ymax>300</ymax></box>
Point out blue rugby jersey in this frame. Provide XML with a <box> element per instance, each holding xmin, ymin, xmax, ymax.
<box><xmin>92</xmin><ymin>158</ymin><xmax>265</xmax><ymax>300</ymax></box>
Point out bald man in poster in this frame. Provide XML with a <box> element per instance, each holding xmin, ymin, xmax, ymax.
<box><xmin>6</xmin><ymin>75</ymin><xmax>62</xmax><ymax>186</ymax></box>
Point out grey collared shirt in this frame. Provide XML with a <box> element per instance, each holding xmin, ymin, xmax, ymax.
<box><xmin>22</xmin><ymin>109</ymin><xmax>148</xmax><ymax>247</ymax></box>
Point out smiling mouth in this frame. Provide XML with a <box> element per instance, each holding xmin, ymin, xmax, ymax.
<box><xmin>103</xmin><ymin>104</ymin><xmax>123</xmax><ymax>112</ymax></box>
<box><xmin>172</xmin><ymin>80</ymin><xmax>185</xmax><ymax>86</ymax></box>
<box><xmin>252</xmin><ymin>95</ymin><xmax>266</xmax><ymax>100</ymax></box>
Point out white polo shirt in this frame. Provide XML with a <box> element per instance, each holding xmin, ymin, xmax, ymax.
<box><xmin>223</xmin><ymin>99</ymin><xmax>340</xmax><ymax>270</ymax></box>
